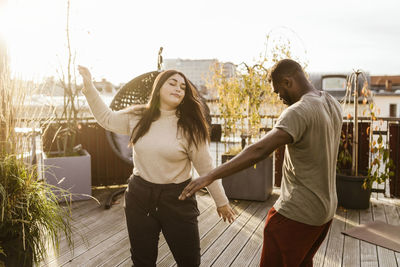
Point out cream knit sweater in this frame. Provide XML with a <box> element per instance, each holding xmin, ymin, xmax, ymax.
<box><xmin>82</xmin><ymin>84</ymin><xmax>229</xmax><ymax>207</ymax></box>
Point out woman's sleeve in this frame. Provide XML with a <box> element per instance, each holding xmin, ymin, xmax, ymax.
<box><xmin>82</xmin><ymin>84</ymin><xmax>132</xmax><ymax>135</ymax></box>
<box><xmin>189</xmin><ymin>142</ymin><xmax>229</xmax><ymax>207</ymax></box>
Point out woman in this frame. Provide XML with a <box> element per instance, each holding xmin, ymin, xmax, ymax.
<box><xmin>78</xmin><ymin>66</ymin><xmax>235</xmax><ymax>267</ymax></box>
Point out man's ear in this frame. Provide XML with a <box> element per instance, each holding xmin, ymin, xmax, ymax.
<box><xmin>282</xmin><ymin>77</ymin><xmax>292</xmax><ymax>88</ymax></box>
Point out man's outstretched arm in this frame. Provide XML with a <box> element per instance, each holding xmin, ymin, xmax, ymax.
<box><xmin>179</xmin><ymin>128</ymin><xmax>292</xmax><ymax>200</ymax></box>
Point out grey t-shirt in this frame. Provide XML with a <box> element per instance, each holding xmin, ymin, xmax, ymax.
<box><xmin>273</xmin><ymin>91</ymin><xmax>343</xmax><ymax>226</ymax></box>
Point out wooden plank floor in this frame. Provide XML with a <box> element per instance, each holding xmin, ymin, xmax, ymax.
<box><xmin>41</xmin><ymin>189</ymin><xmax>400</xmax><ymax>267</ymax></box>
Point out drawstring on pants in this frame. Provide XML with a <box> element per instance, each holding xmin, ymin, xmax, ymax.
<box><xmin>146</xmin><ymin>185</ymin><xmax>163</xmax><ymax>216</ymax></box>
<box><xmin>130</xmin><ymin>175</ymin><xmax>191</xmax><ymax>217</ymax></box>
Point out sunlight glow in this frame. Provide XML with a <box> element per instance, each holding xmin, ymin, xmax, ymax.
<box><xmin>2</xmin><ymin>0</ymin><xmax>66</xmax><ymax>78</ymax></box>
<box><xmin>3</xmin><ymin>0</ymin><xmax>400</xmax><ymax>83</ymax></box>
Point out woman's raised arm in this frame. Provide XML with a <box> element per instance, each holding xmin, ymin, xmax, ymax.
<box><xmin>78</xmin><ymin>65</ymin><xmax>132</xmax><ymax>135</ymax></box>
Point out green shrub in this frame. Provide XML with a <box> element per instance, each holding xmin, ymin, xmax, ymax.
<box><xmin>0</xmin><ymin>155</ymin><xmax>73</xmax><ymax>265</ymax></box>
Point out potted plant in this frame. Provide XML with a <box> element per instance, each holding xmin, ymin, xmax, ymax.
<box><xmin>0</xmin><ymin>155</ymin><xmax>74</xmax><ymax>267</ymax></box>
<box><xmin>336</xmin><ymin>70</ymin><xmax>395</xmax><ymax>209</ymax></box>
<box><xmin>207</xmin><ymin>37</ymin><xmax>297</xmax><ymax>200</ymax></box>
<box><xmin>0</xmin><ymin>61</ymin><xmax>73</xmax><ymax>267</ymax></box>
<box><xmin>41</xmin><ymin>0</ymin><xmax>91</xmax><ymax>201</ymax></box>
<box><xmin>219</xmin><ymin>144</ymin><xmax>273</xmax><ymax>201</ymax></box>
<box><xmin>216</xmin><ymin>63</ymin><xmax>278</xmax><ymax>201</ymax></box>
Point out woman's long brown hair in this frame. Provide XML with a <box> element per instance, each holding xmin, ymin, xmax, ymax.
<box><xmin>129</xmin><ymin>70</ymin><xmax>210</xmax><ymax>148</ymax></box>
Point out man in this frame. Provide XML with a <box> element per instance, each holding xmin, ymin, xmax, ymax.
<box><xmin>179</xmin><ymin>59</ymin><xmax>343</xmax><ymax>266</ymax></box>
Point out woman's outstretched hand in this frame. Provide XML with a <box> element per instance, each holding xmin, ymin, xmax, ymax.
<box><xmin>217</xmin><ymin>204</ymin><xmax>236</xmax><ymax>223</ymax></box>
<box><xmin>178</xmin><ymin>175</ymin><xmax>215</xmax><ymax>201</ymax></box>
<box><xmin>78</xmin><ymin>65</ymin><xmax>93</xmax><ymax>88</ymax></box>
<box><xmin>179</xmin><ymin>176</ymin><xmax>236</xmax><ymax>223</ymax></box>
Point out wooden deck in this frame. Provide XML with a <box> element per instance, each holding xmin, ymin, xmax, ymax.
<box><xmin>41</xmin><ymin>188</ymin><xmax>400</xmax><ymax>267</ymax></box>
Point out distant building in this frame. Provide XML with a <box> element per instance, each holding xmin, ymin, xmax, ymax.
<box><xmin>163</xmin><ymin>58</ymin><xmax>235</xmax><ymax>98</ymax></box>
<box><xmin>39</xmin><ymin>77</ymin><xmax>116</xmax><ymax>96</ymax></box>
<box><xmin>93</xmin><ymin>78</ymin><xmax>115</xmax><ymax>94</ymax></box>
<box><xmin>371</xmin><ymin>75</ymin><xmax>400</xmax><ymax>92</ymax></box>
<box><xmin>308</xmin><ymin>72</ymin><xmax>356</xmax><ymax>101</ymax></box>
<box><xmin>39</xmin><ymin>77</ymin><xmax>64</xmax><ymax>96</ymax></box>
<box><xmin>310</xmin><ymin>72</ymin><xmax>400</xmax><ymax>118</ymax></box>
<box><xmin>371</xmin><ymin>75</ymin><xmax>400</xmax><ymax>118</ymax></box>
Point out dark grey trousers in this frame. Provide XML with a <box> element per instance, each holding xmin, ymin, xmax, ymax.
<box><xmin>124</xmin><ymin>175</ymin><xmax>200</xmax><ymax>267</ymax></box>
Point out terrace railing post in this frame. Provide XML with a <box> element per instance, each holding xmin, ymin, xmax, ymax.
<box><xmin>352</xmin><ymin>71</ymin><xmax>361</xmax><ymax>176</ymax></box>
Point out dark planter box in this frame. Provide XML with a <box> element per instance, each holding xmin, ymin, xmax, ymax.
<box><xmin>221</xmin><ymin>154</ymin><xmax>273</xmax><ymax>201</ymax></box>
<box><xmin>336</xmin><ymin>173</ymin><xmax>371</xmax><ymax>209</ymax></box>
<box><xmin>210</xmin><ymin>124</ymin><xmax>222</xmax><ymax>142</ymax></box>
<box><xmin>0</xmin><ymin>237</ymin><xmax>33</xmax><ymax>267</ymax></box>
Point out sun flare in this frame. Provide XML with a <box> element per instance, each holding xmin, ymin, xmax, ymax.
<box><xmin>1</xmin><ymin>0</ymin><xmax>66</xmax><ymax>79</ymax></box>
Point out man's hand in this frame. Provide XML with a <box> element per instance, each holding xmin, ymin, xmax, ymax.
<box><xmin>179</xmin><ymin>175</ymin><xmax>215</xmax><ymax>200</ymax></box>
<box><xmin>217</xmin><ymin>204</ymin><xmax>236</xmax><ymax>223</ymax></box>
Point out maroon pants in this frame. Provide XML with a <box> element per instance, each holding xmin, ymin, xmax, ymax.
<box><xmin>260</xmin><ymin>207</ymin><xmax>332</xmax><ymax>267</ymax></box>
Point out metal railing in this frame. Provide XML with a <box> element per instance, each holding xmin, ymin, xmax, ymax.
<box><xmin>18</xmin><ymin>116</ymin><xmax>400</xmax><ymax>198</ymax></box>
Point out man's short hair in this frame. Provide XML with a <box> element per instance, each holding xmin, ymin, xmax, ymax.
<box><xmin>267</xmin><ymin>59</ymin><xmax>303</xmax><ymax>84</ymax></box>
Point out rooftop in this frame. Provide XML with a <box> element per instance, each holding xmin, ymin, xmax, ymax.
<box><xmin>41</xmin><ymin>188</ymin><xmax>400</xmax><ymax>267</ymax></box>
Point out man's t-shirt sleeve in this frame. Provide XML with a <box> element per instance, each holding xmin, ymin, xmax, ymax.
<box><xmin>274</xmin><ymin>105</ymin><xmax>307</xmax><ymax>143</ymax></box>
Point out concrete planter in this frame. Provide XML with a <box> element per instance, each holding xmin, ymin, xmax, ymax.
<box><xmin>336</xmin><ymin>173</ymin><xmax>371</xmax><ymax>209</ymax></box>
<box><xmin>221</xmin><ymin>155</ymin><xmax>273</xmax><ymax>201</ymax></box>
<box><xmin>43</xmin><ymin>149</ymin><xmax>92</xmax><ymax>201</ymax></box>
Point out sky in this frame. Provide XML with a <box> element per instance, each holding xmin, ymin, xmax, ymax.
<box><xmin>1</xmin><ymin>0</ymin><xmax>400</xmax><ymax>84</ymax></box>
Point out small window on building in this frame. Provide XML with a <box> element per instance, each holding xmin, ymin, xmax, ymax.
<box><xmin>389</xmin><ymin>104</ymin><xmax>397</xmax><ymax>117</ymax></box>
<box><xmin>322</xmin><ymin>76</ymin><xmax>347</xmax><ymax>91</ymax></box>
